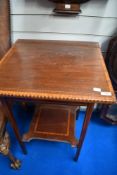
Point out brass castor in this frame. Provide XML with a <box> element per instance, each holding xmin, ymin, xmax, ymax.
<box><xmin>0</xmin><ymin>132</ymin><xmax>21</xmax><ymax>169</ymax></box>
<box><xmin>11</xmin><ymin>159</ymin><xmax>21</xmax><ymax>169</ymax></box>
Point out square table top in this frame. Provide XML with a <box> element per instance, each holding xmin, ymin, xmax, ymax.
<box><xmin>0</xmin><ymin>39</ymin><xmax>116</xmax><ymax>104</ymax></box>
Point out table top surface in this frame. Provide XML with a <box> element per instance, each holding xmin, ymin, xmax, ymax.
<box><xmin>0</xmin><ymin>39</ymin><xmax>116</xmax><ymax>104</ymax></box>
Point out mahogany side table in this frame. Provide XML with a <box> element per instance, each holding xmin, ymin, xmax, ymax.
<box><xmin>0</xmin><ymin>40</ymin><xmax>116</xmax><ymax>161</ymax></box>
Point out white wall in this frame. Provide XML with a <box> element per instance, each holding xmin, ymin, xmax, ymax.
<box><xmin>10</xmin><ymin>0</ymin><xmax>117</xmax><ymax>55</ymax></box>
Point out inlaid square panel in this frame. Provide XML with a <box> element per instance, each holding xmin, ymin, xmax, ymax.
<box><xmin>23</xmin><ymin>104</ymin><xmax>78</xmax><ymax>146</ymax></box>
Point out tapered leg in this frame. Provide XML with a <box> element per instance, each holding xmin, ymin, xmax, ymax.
<box><xmin>74</xmin><ymin>103</ymin><xmax>94</xmax><ymax>161</ymax></box>
<box><xmin>1</xmin><ymin>99</ymin><xmax>27</xmax><ymax>154</ymax></box>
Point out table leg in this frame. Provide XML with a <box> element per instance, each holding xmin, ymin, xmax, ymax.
<box><xmin>8</xmin><ymin>151</ymin><xmax>21</xmax><ymax>169</ymax></box>
<box><xmin>0</xmin><ymin>132</ymin><xmax>21</xmax><ymax>169</ymax></box>
<box><xmin>1</xmin><ymin>99</ymin><xmax>27</xmax><ymax>154</ymax></box>
<box><xmin>74</xmin><ymin>103</ymin><xmax>94</xmax><ymax>161</ymax></box>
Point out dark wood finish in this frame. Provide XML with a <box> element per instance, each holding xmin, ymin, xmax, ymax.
<box><xmin>23</xmin><ymin>104</ymin><xmax>78</xmax><ymax>146</ymax></box>
<box><xmin>0</xmin><ymin>39</ymin><xmax>115</xmax><ymax>160</ymax></box>
<box><xmin>105</xmin><ymin>36</ymin><xmax>117</xmax><ymax>91</ymax></box>
<box><xmin>49</xmin><ymin>0</ymin><xmax>90</xmax><ymax>14</ymax></box>
<box><xmin>54</xmin><ymin>3</ymin><xmax>81</xmax><ymax>14</ymax></box>
<box><xmin>49</xmin><ymin>0</ymin><xmax>90</xmax><ymax>3</ymax></box>
<box><xmin>0</xmin><ymin>0</ymin><xmax>11</xmax><ymax>60</ymax></box>
<box><xmin>74</xmin><ymin>103</ymin><xmax>94</xmax><ymax>161</ymax></box>
<box><xmin>101</xmin><ymin>36</ymin><xmax>117</xmax><ymax>124</ymax></box>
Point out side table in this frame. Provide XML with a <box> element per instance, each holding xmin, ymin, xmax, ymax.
<box><xmin>0</xmin><ymin>39</ymin><xmax>116</xmax><ymax>161</ymax></box>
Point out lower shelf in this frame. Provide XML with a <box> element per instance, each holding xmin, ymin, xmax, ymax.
<box><xmin>23</xmin><ymin>104</ymin><xmax>78</xmax><ymax>147</ymax></box>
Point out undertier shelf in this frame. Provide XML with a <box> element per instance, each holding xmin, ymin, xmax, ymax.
<box><xmin>23</xmin><ymin>104</ymin><xmax>78</xmax><ymax>147</ymax></box>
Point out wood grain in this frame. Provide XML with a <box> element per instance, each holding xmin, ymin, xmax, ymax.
<box><xmin>0</xmin><ymin>39</ymin><xmax>116</xmax><ymax>104</ymax></box>
<box><xmin>12</xmin><ymin>32</ymin><xmax>111</xmax><ymax>52</ymax></box>
<box><xmin>23</xmin><ymin>104</ymin><xmax>78</xmax><ymax>146</ymax></box>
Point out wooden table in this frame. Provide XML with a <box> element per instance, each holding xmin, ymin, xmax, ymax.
<box><xmin>0</xmin><ymin>39</ymin><xmax>116</xmax><ymax>161</ymax></box>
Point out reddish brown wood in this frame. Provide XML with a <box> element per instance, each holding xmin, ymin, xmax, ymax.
<box><xmin>23</xmin><ymin>104</ymin><xmax>78</xmax><ymax>146</ymax></box>
<box><xmin>0</xmin><ymin>39</ymin><xmax>116</xmax><ymax>160</ymax></box>
<box><xmin>0</xmin><ymin>40</ymin><xmax>115</xmax><ymax>104</ymax></box>
<box><xmin>74</xmin><ymin>103</ymin><xmax>94</xmax><ymax>161</ymax></box>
